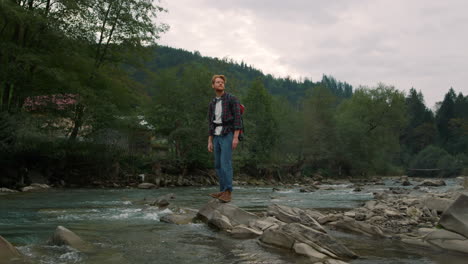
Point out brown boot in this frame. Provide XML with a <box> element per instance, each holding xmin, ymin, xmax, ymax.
<box><xmin>218</xmin><ymin>190</ymin><xmax>231</xmax><ymax>203</ymax></box>
<box><xmin>209</xmin><ymin>191</ymin><xmax>224</xmax><ymax>198</ymax></box>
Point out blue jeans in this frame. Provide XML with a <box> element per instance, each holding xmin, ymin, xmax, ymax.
<box><xmin>213</xmin><ymin>132</ymin><xmax>233</xmax><ymax>192</ymax></box>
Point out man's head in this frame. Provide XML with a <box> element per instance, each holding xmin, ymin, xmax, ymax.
<box><xmin>212</xmin><ymin>75</ymin><xmax>226</xmax><ymax>93</ymax></box>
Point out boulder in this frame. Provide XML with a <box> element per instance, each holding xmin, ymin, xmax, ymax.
<box><xmin>406</xmin><ymin>207</ymin><xmax>423</xmax><ymax>220</ymax></box>
<box><xmin>0</xmin><ymin>235</ymin><xmax>21</xmax><ymax>262</ymax></box>
<box><xmin>260</xmin><ymin>223</ymin><xmax>358</xmax><ymax>260</ymax></box>
<box><xmin>389</xmin><ymin>187</ymin><xmax>410</xmax><ymax>195</ymax></box>
<box><xmin>304</xmin><ymin>209</ymin><xmax>326</xmax><ymax>220</ymax></box>
<box><xmin>137</xmin><ymin>183</ymin><xmax>157</xmax><ymax>189</ymax></box>
<box><xmin>422</xmin><ymin>196</ymin><xmax>454</xmax><ymax>213</ymax></box>
<box><xmin>324</xmin><ymin>260</ymin><xmax>350</xmax><ymax>264</ymax></box>
<box><xmin>267</xmin><ymin>204</ymin><xmax>301</xmax><ymax>223</ymax></box>
<box><xmin>418</xmin><ymin>180</ymin><xmax>446</xmax><ymax>187</ymax></box>
<box><xmin>48</xmin><ymin>226</ymin><xmax>93</xmax><ymax>252</ymax></box>
<box><xmin>209</xmin><ymin>211</ymin><xmax>233</xmax><ymax>230</ymax></box>
<box><xmin>293</xmin><ymin>242</ymin><xmax>327</xmax><ymax>261</ymax></box>
<box><xmin>160</xmin><ymin>213</ymin><xmax>195</xmax><ymax>225</ymax></box>
<box><xmin>318</xmin><ymin>214</ymin><xmax>342</xmax><ymax>225</ymax></box>
<box><xmin>300</xmin><ymin>187</ymin><xmax>317</xmax><ymax>193</ymax></box>
<box><xmin>197</xmin><ymin>200</ymin><xmax>258</xmax><ymax>228</ymax></box>
<box><xmin>384</xmin><ymin>209</ymin><xmax>401</xmax><ymax>218</ymax></box>
<box><xmin>267</xmin><ymin>204</ymin><xmax>327</xmax><ymax>233</ymax></box>
<box><xmin>355</xmin><ymin>213</ymin><xmax>366</xmax><ymax>221</ymax></box>
<box><xmin>424</xmin><ymin>229</ymin><xmax>468</xmax><ymax>254</ymax></box>
<box><xmin>438</xmin><ymin>194</ymin><xmax>468</xmax><ymax>238</ymax></box>
<box><xmin>373</xmin><ymin>192</ymin><xmax>388</xmax><ymax>200</ymax></box>
<box><xmin>146</xmin><ymin>193</ymin><xmax>175</xmax><ymax>207</ymax></box>
<box><xmin>402</xmin><ymin>180</ymin><xmax>412</xmax><ymax>186</ymax></box>
<box><xmin>21</xmin><ymin>183</ymin><xmax>50</xmax><ymax>192</ymax></box>
<box><xmin>400</xmin><ymin>198</ymin><xmax>419</xmax><ymax>207</ymax></box>
<box><xmin>249</xmin><ymin>217</ymin><xmax>283</xmax><ymax>231</ymax></box>
<box><xmin>402</xmin><ymin>228</ymin><xmax>468</xmax><ymax>255</ymax></box>
<box><xmin>313</xmin><ymin>174</ymin><xmax>324</xmax><ymax>181</ymax></box>
<box><xmin>0</xmin><ymin>188</ymin><xmax>18</xmax><ymax>193</ymax></box>
<box><xmin>230</xmin><ymin>225</ymin><xmax>263</xmax><ymax>238</ymax></box>
<box><xmin>415</xmin><ymin>228</ymin><xmax>435</xmax><ymax>236</ymax></box>
<box><xmin>364</xmin><ymin>200</ymin><xmax>377</xmax><ymax>210</ymax></box>
<box><xmin>344</xmin><ymin>212</ymin><xmax>355</xmax><ymax>218</ymax></box>
<box><xmin>260</xmin><ymin>226</ymin><xmax>296</xmax><ymax>249</ymax></box>
<box><xmin>329</xmin><ymin>217</ymin><xmax>386</xmax><ymax>238</ymax></box>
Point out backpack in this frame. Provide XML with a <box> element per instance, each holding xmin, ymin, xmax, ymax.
<box><xmin>238</xmin><ymin>103</ymin><xmax>245</xmax><ymax>141</ymax></box>
<box><xmin>227</xmin><ymin>94</ymin><xmax>245</xmax><ymax>141</ymax></box>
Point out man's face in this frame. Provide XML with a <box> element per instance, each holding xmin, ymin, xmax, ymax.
<box><xmin>212</xmin><ymin>78</ymin><xmax>225</xmax><ymax>92</ymax></box>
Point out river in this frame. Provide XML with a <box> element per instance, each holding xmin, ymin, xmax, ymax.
<box><xmin>1</xmin><ymin>179</ymin><xmax>467</xmax><ymax>263</ymax></box>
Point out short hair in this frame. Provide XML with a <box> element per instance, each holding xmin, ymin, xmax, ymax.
<box><xmin>211</xmin><ymin>75</ymin><xmax>226</xmax><ymax>84</ymax></box>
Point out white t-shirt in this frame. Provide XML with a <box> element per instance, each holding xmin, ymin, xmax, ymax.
<box><xmin>214</xmin><ymin>98</ymin><xmax>223</xmax><ymax>135</ymax></box>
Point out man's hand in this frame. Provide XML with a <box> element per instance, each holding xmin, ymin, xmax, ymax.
<box><xmin>232</xmin><ymin>130</ymin><xmax>240</xmax><ymax>150</ymax></box>
<box><xmin>232</xmin><ymin>137</ymin><xmax>239</xmax><ymax>150</ymax></box>
<box><xmin>208</xmin><ymin>136</ymin><xmax>213</xmax><ymax>152</ymax></box>
<box><xmin>208</xmin><ymin>141</ymin><xmax>213</xmax><ymax>152</ymax></box>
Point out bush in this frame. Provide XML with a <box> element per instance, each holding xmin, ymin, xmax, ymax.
<box><xmin>437</xmin><ymin>155</ymin><xmax>462</xmax><ymax>177</ymax></box>
<box><xmin>408</xmin><ymin>145</ymin><xmax>462</xmax><ymax>177</ymax></box>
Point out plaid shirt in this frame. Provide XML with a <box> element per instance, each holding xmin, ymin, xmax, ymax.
<box><xmin>208</xmin><ymin>92</ymin><xmax>242</xmax><ymax>136</ymax></box>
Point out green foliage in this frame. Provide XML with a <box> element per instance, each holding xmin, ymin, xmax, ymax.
<box><xmin>0</xmin><ymin>0</ymin><xmax>168</xmax><ymax>141</ymax></box>
<box><xmin>409</xmin><ymin>145</ymin><xmax>463</xmax><ymax>177</ymax></box>
<box><xmin>302</xmin><ymin>85</ymin><xmax>338</xmax><ymax>167</ymax></box>
<box><xmin>400</xmin><ymin>88</ymin><xmax>436</xmax><ymax>162</ymax></box>
<box><xmin>146</xmin><ymin>63</ymin><xmax>212</xmax><ymax>169</ymax></box>
<box><xmin>0</xmin><ymin>112</ymin><xmax>16</xmax><ymax>152</ymax></box>
<box><xmin>2</xmin><ymin>1</ymin><xmax>468</xmax><ymax>184</ymax></box>
<box><xmin>435</xmin><ymin>89</ymin><xmax>468</xmax><ymax>156</ymax></box>
<box><xmin>409</xmin><ymin>146</ymin><xmax>448</xmax><ymax>170</ymax></box>
<box><xmin>335</xmin><ymin>84</ymin><xmax>406</xmax><ymax>175</ymax></box>
<box><xmin>137</xmin><ymin>46</ymin><xmax>353</xmax><ymax>105</ymax></box>
<box><xmin>242</xmin><ymin>79</ymin><xmax>278</xmax><ymax>166</ymax></box>
<box><xmin>270</xmin><ymin>96</ymin><xmax>302</xmax><ymax>163</ymax></box>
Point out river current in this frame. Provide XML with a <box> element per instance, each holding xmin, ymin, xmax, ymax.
<box><xmin>1</xmin><ymin>179</ymin><xmax>467</xmax><ymax>264</ymax></box>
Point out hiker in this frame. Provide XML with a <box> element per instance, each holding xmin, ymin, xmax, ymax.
<box><xmin>207</xmin><ymin>75</ymin><xmax>242</xmax><ymax>203</ymax></box>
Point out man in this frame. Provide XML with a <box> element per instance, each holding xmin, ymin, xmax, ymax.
<box><xmin>207</xmin><ymin>75</ymin><xmax>242</xmax><ymax>203</ymax></box>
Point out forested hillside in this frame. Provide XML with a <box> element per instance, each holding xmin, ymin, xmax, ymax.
<box><xmin>135</xmin><ymin>45</ymin><xmax>353</xmax><ymax>104</ymax></box>
<box><xmin>1</xmin><ymin>1</ymin><xmax>467</xmax><ymax>189</ymax></box>
<box><xmin>135</xmin><ymin>45</ymin><xmax>467</xmax><ymax>178</ymax></box>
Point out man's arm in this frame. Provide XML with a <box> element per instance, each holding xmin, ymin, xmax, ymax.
<box><xmin>208</xmin><ymin>135</ymin><xmax>213</xmax><ymax>152</ymax></box>
<box><xmin>207</xmin><ymin>101</ymin><xmax>214</xmax><ymax>152</ymax></box>
<box><xmin>232</xmin><ymin>130</ymin><xmax>240</xmax><ymax>150</ymax></box>
<box><xmin>230</xmin><ymin>96</ymin><xmax>242</xmax><ymax>150</ymax></box>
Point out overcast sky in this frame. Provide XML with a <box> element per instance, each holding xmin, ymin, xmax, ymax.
<box><xmin>157</xmin><ymin>0</ymin><xmax>468</xmax><ymax>108</ymax></box>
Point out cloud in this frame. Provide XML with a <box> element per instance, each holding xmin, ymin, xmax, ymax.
<box><xmin>158</xmin><ymin>0</ymin><xmax>468</xmax><ymax>107</ymax></box>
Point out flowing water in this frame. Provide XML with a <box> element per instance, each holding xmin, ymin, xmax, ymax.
<box><xmin>1</xmin><ymin>179</ymin><xmax>467</xmax><ymax>264</ymax></box>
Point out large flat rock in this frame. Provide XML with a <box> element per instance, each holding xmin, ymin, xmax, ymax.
<box><xmin>267</xmin><ymin>204</ymin><xmax>327</xmax><ymax>233</ymax></box>
<box><xmin>0</xmin><ymin>235</ymin><xmax>22</xmax><ymax>262</ymax></box>
<box><xmin>438</xmin><ymin>194</ymin><xmax>468</xmax><ymax>238</ymax></box>
<box><xmin>260</xmin><ymin>223</ymin><xmax>358</xmax><ymax>261</ymax></box>
<box><xmin>422</xmin><ymin>196</ymin><xmax>454</xmax><ymax>213</ymax></box>
<box><xmin>197</xmin><ymin>200</ymin><xmax>259</xmax><ymax>228</ymax></box>
<box><xmin>423</xmin><ymin>229</ymin><xmax>468</xmax><ymax>254</ymax></box>
<box><xmin>329</xmin><ymin>217</ymin><xmax>386</xmax><ymax>238</ymax></box>
<box><xmin>49</xmin><ymin>226</ymin><xmax>93</xmax><ymax>253</ymax></box>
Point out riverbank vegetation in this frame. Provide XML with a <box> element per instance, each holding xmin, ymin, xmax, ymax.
<box><xmin>1</xmin><ymin>1</ymin><xmax>467</xmax><ymax>188</ymax></box>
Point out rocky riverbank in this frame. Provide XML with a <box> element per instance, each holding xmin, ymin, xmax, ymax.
<box><xmin>155</xmin><ymin>175</ymin><xmax>468</xmax><ymax>263</ymax></box>
<box><xmin>1</xmin><ymin>176</ymin><xmax>467</xmax><ymax>263</ymax></box>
